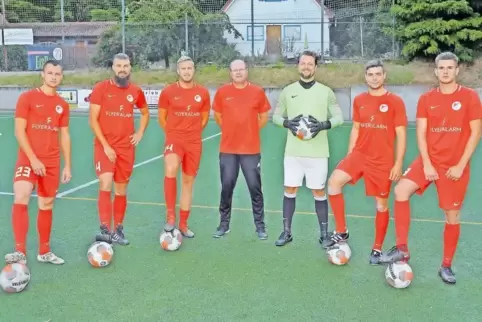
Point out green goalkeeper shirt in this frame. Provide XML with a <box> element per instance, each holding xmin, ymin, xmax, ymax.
<box><xmin>273</xmin><ymin>81</ymin><xmax>344</xmax><ymax>158</ymax></box>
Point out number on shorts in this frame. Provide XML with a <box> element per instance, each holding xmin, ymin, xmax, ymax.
<box><xmin>403</xmin><ymin>168</ymin><xmax>411</xmax><ymax>177</ymax></box>
<box><xmin>164</xmin><ymin>144</ymin><xmax>173</xmax><ymax>153</ymax></box>
<box><xmin>15</xmin><ymin>166</ymin><xmax>32</xmax><ymax>178</ymax></box>
<box><xmin>95</xmin><ymin>161</ymin><xmax>101</xmax><ymax>172</ymax></box>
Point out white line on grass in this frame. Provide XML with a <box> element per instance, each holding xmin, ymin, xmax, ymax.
<box><xmin>56</xmin><ymin>132</ymin><xmax>221</xmax><ymax>198</ymax></box>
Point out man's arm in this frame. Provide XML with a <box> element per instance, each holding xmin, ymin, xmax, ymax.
<box><xmin>416</xmin><ymin>118</ymin><xmax>431</xmax><ymax>166</ymax></box>
<box><xmin>257</xmin><ymin>89</ymin><xmax>270</xmax><ymax>129</ymax></box>
<box><xmin>272</xmin><ymin>89</ymin><xmax>287</xmax><ymax>127</ymax></box>
<box><xmin>457</xmin><ymin>119</ymin><xmax>481</xmax><ymax>168</ymax></box>
<box><xmin>326</xmin><ymin>88</ymin><xmax>344</xmax><ymax>128</ymax></box>
<box><xmin>258</xmin><ymin>112</ymin><xmax>268</xmax><ymax>128</ymax></box>
<box><xmin>347</xmin><ymin>122</ymin><xmax>359</xmax><ymax>154</ymax></box>
<box><xmin>60</xmin><ymin>126</ymin><xmax>71</xmax><ymax>169</ymax></box>
<box><xmin>137</xmin><ymin>107</ymin><xmax>150</xmax><ymax>134</ymax></box>
<box><xmin>214</xmin><ymin>112</ymin><xmax>222</xmax><ymax>126</ymax></box>
<box><xmin>89</xmin><ymin>103</ymin><xmax>110</xmax><ymax>148</ymax></box>
<box><xmin>394</xmin><ymin>125</ymin><xmax>407</xmax><ymax>167</ymax></box>
<box><xmin>201</xmin><ymin>90</ymin><xmax>211</xmax><ymax>129</ymax></box>
<box><xmin>158</xmin><ymin>88</ymin><xmax>169</xmax><ymax>130</ymax></box>
<box><xmin>14</xmin><ymin>118</ymin><xmax>37</xmax><ymax>161</ymax></box>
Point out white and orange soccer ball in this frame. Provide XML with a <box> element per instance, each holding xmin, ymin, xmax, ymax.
<box><xmin>160</xmin><ymin>228</ymin><xmax>183</xmax><ymax>251</ymax></box>
<box><xmin>326</xmin><ymin>242</ymin><xmax>352</xmax><ymax>265</ymax></box>
<box><xmin>295</xmin><ymin>116</ymin><xmax>315</xmax><ymax>140</ymax></box>
<box><xmin>87</xmin><ymin>241</ymin><xmax>114</xmax><ymax>267</ymax></box>
<box><xmin>385</xmin><ymin>261</ymin><xmax>413</xmax><ymax>289</ymax></box>
<box><xmin>0</xmin><ymin>263</ymin><xmax>31</xmax><ymax>293</ymax></box>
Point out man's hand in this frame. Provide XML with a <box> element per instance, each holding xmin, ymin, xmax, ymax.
<box><xmin>103</xmin><ymin>145</ymin><xmax>116</xmax><ymax>163</ymax></box>
<box><xmin>307</xmin><ymin>115</ymin><xmax>331</xmax><ymax>138</ymax></box>
<box><xmin>130</xmin><ymin>131</ymin><xmax>143</xmax><ymax>146</ymax></box>
<box><xmin>446</xmin><ymin>164</ymin><xmax>464</xmax><ymax>181</ymax></box>
<box><xmin>30</xmin><ymin>157</ymin><xmax>46</xmax><ymax>176</ymax></box>
<box><xmin>283</xmin><ymin>114</ymin><xmax>302</xmax><ymax>136</ymax></box>
<box><xmin>61</xmin><ymin>167</ymin><xmax>72</xmax><ymax>184</ymax></box>
<box><xmin>389</xmin><ymin>162</ymin><xmax>402</xmax><ymax>181</ymax></box>
<box><xmin>423</xmin><ymin>162</ymin><xmax>438</xmax><ymax>181</ymax></box>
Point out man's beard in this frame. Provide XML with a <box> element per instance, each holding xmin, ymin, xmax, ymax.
<box><xmin>114</xmin><ymin>74</ymin><xmax>130</xmax><ymax>88</ymax></box>
<box><xmin>299</xmin><ymin>71</ymin><xmax>314</xmax><ymax>80</ymax></box>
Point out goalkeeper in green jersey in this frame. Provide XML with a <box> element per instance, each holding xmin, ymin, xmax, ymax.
<box><xmin>272</xmin><ymin>50</ymin><xmax>344</xmax><ymax>247</ymax></box>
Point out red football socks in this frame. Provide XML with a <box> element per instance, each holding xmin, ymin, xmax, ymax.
<box><xmin>328</xmin><ymin>193</ymin><xmax>347</xmax><ymax>233</ymax></box>
<box><xmin>164</xmin><ymin>177</ymin><xmax>177</xmax><ymax>225</ymax></box>
<box><xmin>113</xmin><ymin>195</ymin><xmax>127</xmax><ymax>228</ymax></box>
<box><xmin>12</xmin><ymin>203</ymin><xmax>28</xmax><ymax>255</ymax></box>
<box><xmin>394</xmin><ymin>200</ymin><xmax>410</xmax><ymax>250</ymax></box>
<box><xmin>373</xmin><ymin>210</ymin><xmax>389</xmax><ymax>251</ymax></box>
<box><xmin>179</xmin><ymin>209</ymin><xmax>190</xmax><ymax>230</ymax></box>
<box><xmin>98</xmin><ymin>190</ymin><xmax>112</xmax><ymax>230</ymax></box>
<box><xmin>38</xmin><ymin>209</ymin><xmax>53</xmax><ymax>255</ymax></box>
<box><xmin>442</xmin><ymin>223</ymin><xmax>460</xmax><ymax>267</ymax></box>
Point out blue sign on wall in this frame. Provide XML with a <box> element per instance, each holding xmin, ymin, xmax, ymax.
<box><xmin>27</xmin><ymin>46</ymin><xmax>63</xmax><ymax>71</ymax></box>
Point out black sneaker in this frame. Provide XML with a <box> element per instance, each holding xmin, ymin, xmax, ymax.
<box><xmin>213</xmin><ymin>226</ymin><xmax>230</xmax><ymax>238</ymax></box>
<box><xmin>379</xmin><ymin>245</ymin><xmax>410</xmax><ymax>264</ymax></box>
<box><xmin>438</xmin><ymin>266</ymin><xmax>456</xmax><ymax>284</ymax></box>
<box><xmin>322</xmin><ymin>230</ymin><xmax>349</xmax><ymax>248</ymax></box>
<box><xmin>369</xmin><ymin>249</ymin><xmax>382</xmax><ymax>265</ymax></box>
<box><xmin>111</xmin><ymin>225</ymin><xmax>129</xmax><ymax>246</ymax></box>
<box><xmin>275</xmin><ymin>231</ymin><xmax>293</xmax><ymax>246</ymax></box>
<box><xmin>95</xmin><ymin>224</ymin><xmax>112</xmax><ymax>244</ymax></box>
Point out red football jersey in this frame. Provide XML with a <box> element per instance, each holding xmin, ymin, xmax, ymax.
<box><xmin>416</xmin><ymin>85</ymin><xmax>482</xmax><ymax>168</ymax></box>
<box><xmin>352</xmin><ymin>92</ymin><xmax>407</xmax><ymax>169</ymax></box>
<box><xmin>90</xmin><ymin>79</ymin><xmax>147</xmax><ymax>148</ymax></box>
<box><xmin>15</xmin><ymin>88</ymin><xmax>70</xmax><ymax>166</ymax></box>
<box><xmin>158</xmin><ymin>82</ymin><xmax>211</xmax><ymax>143</ymax></box>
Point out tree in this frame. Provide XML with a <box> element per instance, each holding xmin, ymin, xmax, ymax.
<box><xmin>391</xmin><ymin>0</ymin><xmax>482</xmax><ymax>62</ymax></box>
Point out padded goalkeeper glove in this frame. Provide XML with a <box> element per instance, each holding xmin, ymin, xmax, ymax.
<box><xmin>283</xmin><ymin>114</ymin><xmax>303</xmax><ymax>136</ymax></box>
<box><xmin>308</xmin><ymin>115</ymin><xmax>331</xmax><ymax>138</ymax></box>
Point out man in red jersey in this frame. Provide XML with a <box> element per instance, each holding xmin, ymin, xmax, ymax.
<box><xmin>158</xmin><ymin>56</ymin><xmax>211</xmax><ymax>237</ymax></box>
<box><xmin>380</xmin><ymin>52</ymin><xmax>482</xmax><ymax>285</ymax></box>
<box><xmin>212</xmin><ymin>59</ymin><xmax>270</xmax><ymax>239</ymax></box>
<box><xmin>324</xmin><ymin>60</ymin><xmax>408</xmax><ymax>265</ymax></box>
<box><xmin>89</xmin><ymin>53</ymin><xmax>150</xmax><ymax>245</ymax></box>
<box><xmin>5</xmin><ymin>60</ymin><xmax>71</xmax><ymax>265</ymax></box>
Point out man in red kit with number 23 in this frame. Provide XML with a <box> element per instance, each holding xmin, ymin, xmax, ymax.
<box><xmin>158</xmin><ymin>56</ymin><xmax>210</xmax><ymax>237</ymax></box>
<box><xmin>380</xmin><ymin>52</ymin><xmax>482</xmax><ymax>285</ymax></box>
<box><xmin>89</xmin><ymin>53</ymin><xmax>150</xmax><ymax>246</ymax></box>
<box><xmin>6</xmin><ymin>60</ymin><xmax>71</xmax><ymax>266</ymax></box>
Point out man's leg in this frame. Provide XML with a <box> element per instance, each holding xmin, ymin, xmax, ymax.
<box><xmin>214</xmin><ymin>153</ymin><xmax>240</xmax><ymax>238</ymax></box>
<box><xmin>94</xmin><ymin>145</ymin><xmax>115</xmax><ymax>243</ymax></box>
<box><xmin>163</xmin><ymin>141</ymin><xmax>183</xmax><ymax>232</ymax></box>
<box><xmin>275</xmin><ymin>156</ymin><xmax>303</xmax><ymax>246</ymax></box>
<box><xmin>239</xmin><ymin>153</ymin><xmax>266</xmax><ymax>239</ymax></box>
<box><xmin>370</xmin><ymin>197</ymin><xmax>389</xmax><ymax>265</ymax></box>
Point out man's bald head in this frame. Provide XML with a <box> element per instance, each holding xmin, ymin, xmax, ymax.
<box><xmin>229</xmin><ymin>59</ymin><xmax>248</xmax><ymax>85</ymax></box>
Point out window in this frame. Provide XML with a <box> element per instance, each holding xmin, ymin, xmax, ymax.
<box><xmin>284</xmin><ymin>25</ymin><xmax>301</xmax><ymax>41</ymax></box>
<box><xmin>247</xmin><ymin>25</ymin><xmax>264</xmax><ymax>41</ymax></box>
<box><xmin>259</xmin><ymin>0</ymin><xmax>287</xmax><ymax>2</ymax></box>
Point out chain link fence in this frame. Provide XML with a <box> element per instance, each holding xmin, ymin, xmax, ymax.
<box><xmin>0</xmin><ymin>0</ymin><xmax>400</xmax><ymax>71</ymax></box>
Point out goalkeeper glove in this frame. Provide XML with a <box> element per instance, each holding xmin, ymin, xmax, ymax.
<box><xmin>308</xmin><ymin>115</ymin><xmax>331</xmax><ymax>138</ymax></box>
<box><xmin>283</xmin><ymin>114</ymin><xmax>302</xmax><ymax>136</ymax></box>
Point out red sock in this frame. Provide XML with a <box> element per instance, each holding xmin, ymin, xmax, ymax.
<box><xmin>179</xmin><ymin>209</ymin><xmax>190</xmax><ymax>230</ymax></box>
<box><xmin>98</xmin><ymin>190</ymin><xmax>112</xmax><ymax>230</ymax></box>
<box><xmin>328</xmin><ymin>193</ymin><xmax>346</xmax><ymax>232</ymax></box>
<box><xmin>373</xmin><ymin>210</ymin><xmax>389</xmax><ymax>251</ymax></box>
<box><xmin>442</xmin><ymin>223</ymin><xmax>460</xmax><ymax>267</ymax></box>
<box><xmin>12</xmin><ymin>203</ymin><xmax>29</xmax><ymax>254</ymax></box>
<box><xmin>38</xmin><ymin>209</ymin><xmax>53</xmax><ymax>255</ymax></box>
<box><xmin>113</xmin><ymin>195</ymin><xmax>127</xmax><ymax>228</ymax></box>
<box><xmin>394</xmin><ymin>200</ymin><xmax>410</xmax><ymax>250</ymax></box>
<box><xmin>164</xmin><ymin>177</ymin><xmax>177</xmax><ymax>225</ymax></box>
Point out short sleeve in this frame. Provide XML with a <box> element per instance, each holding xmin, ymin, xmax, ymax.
<box><xmin>467</xmin><ymin>90</ymin><xmax>482</xmax><ymax>121</ymax></box>
<box><xmin>59</xmin><ymin>101</ymin><xmax>70</xmax><ymax>127</ymax></box>
<box><xmin>89</xmin><ymin>82</ymin><xmax>104</xmax><ymax>105</ymax></box>
<box><xmin>158</xmin><ymin>87</ymin><xmax>170</xmax><ymax>110</ymax></box>
<box><xmin>416</xmin><ymin>94</ymin><xmax>428</xmax><ymax>119</ymax></box>
<box><xmin>393</xmin><ymin>96</ymin><xmax>408</xmax><ymax>127</ymax></box>
<box><xmin>201</xmin><ymin>88</ymin><xmax>211</xmax><ymax>112</ymax></box>
<box><xmin>15</xmin><ymin>92</ymin><xmax>30</xmax><ymax>119</ymax></box>
<box><xmin>212</xmin><ymin>88</ymin><xmax>224</xmax><ymax>113</ymax></box>
<box><xmin>257</xmin><ymin>88</ymin><xmax>271</xmax><ymax>113</ymax></box>
<box><xmin>135</xmin><ymin>88</ymin><xmax>148</xmax><ymax>109</ymax></box>
<box><xmin>352</xmin><ymin>96</ymin><xmax>360</xmax><ymax>123</ymax></box>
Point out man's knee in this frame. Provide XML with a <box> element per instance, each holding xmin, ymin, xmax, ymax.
<box><xmin>99</xmin><ymin>173</ymin><xmax>114</xmax><ymax>191</ymax></box>
<box><xmin>284</xmin><ymin>186</ymin><xmax>298</xmax><ymax>195</ymax></box>
<box><xmin>375</xmin><ymin>197</ymin><xmax>388</xmax><ymax>212</ymax></box>
<box><xmin>327</xmin><ymin>169</ymin><xmax>350</xmax><ymax>195</ymax></box>
<box><xmin>13</xmin><ymin>181</ymin><xmax>34</xmax><ymax>204</ymax></box>
<box><xmin>165</xmin><ymin>154</ymin><xmax>181</xmax><ymax>177</ymax></box>
<box><xmin>312</xmin><ymin>189</ymin><xmax>326</xmax><ymax>199</ymax></box>
<box><xmin>182</xmin><ymin>173</ymin><xmax>195</xmax><ymax>186</ymax></box>
<box><xmin>444</xmin><ymin>210</ymin><xmax>460</xmax><ymax>224</ymax></box>
<box><xmin>38</xmin><ymin>197</ymin><xmax>55</xmax><ymax>210</ymax></box>
<box><xmin>394</xmin><ymin>179</ymin><xmax>418</xmax><ymax>201</ymax></box>
<box><xmin>114</xmin><ymin>182</ymin><xmax>128</xmax><ymax>195</ymax></box>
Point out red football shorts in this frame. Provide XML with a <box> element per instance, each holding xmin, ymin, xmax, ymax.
<box><xmin>94</xmin><ymin>144</ymin><xmax>135</xmax><ymax>183</ymax></box>
<box><xmin>336</xmin><ymin>150</ymin><xmax>392</xmax><ymax>198</ymax></box>
<box><xmin>163</xmin><ymin>139</ymin><xmax>202</xmax><ymax>176</ymax></box>
<box><xmin>13</xmin><ymin>159</ymin><xmax>60</xmax><ymax>198</ymax></box>
<box><xmin>402</xmin><ymin>156</ymin><xmax>470</xmax><ymax>210</ymax></box>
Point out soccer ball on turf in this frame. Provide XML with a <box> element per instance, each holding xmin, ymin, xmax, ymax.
<box><xmin>295</xmin><ymin>116</ymin><xmax>314</xmax><ymax>140</ymax></box>
<box><xmin>87</xmin><ymin>241</ymin><xmax>114</xmax><ymax>267</ymax></box>
<box><xmin>326</xmin><ymin>242</ymin><xmax>352</xmax><ymax>265</ymax></box>
<box><xmin>0</xmin><ymin>263</ymin><xmax>30</xmax><ymax>293</ymax></box>
<box><xmin>160</xmin><ymin>228</ymin><xmax>183</xmax><ymax>251</ymax></box>
<box><xmin>385</xmin><ymin>261</ymin><xmax>413</xmax><ymax>289</ymax></box>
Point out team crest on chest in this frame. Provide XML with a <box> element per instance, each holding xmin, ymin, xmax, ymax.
<box><xmin>194</xmin><ymin>94</ymin><xmax>201</xmax><ymax>102</ymax></box>
<box><xmin>379</xmin><ymin>104</ymin><xmax>388</xmax><ymax>112</ymax></box>
<box><xmin>126</xmin><ymin>94</ymin><xmax>134</xmax><ymax>103</ymax></box>
<box><xmin>451</xmin><ymin>101</ymin><xmax>461</xmax><ymax>111</ymax></box>
<box><xmin>55</xmin><ymin>105</ymin><xmax>63</xmax><ymax>114</ymax></box>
